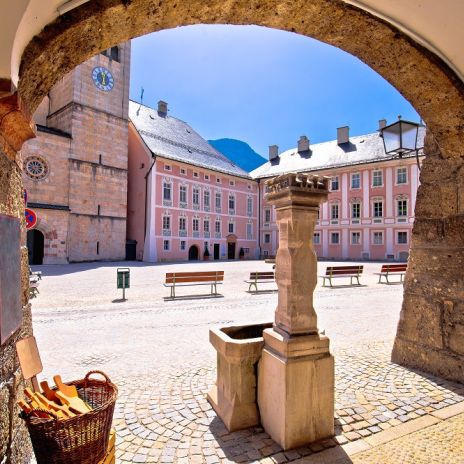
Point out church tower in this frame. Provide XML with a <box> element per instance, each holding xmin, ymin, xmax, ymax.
<box><xmin>22</xmin><ymin>43</ymin><xmax>130</xmax><ymax>263</ymax></box>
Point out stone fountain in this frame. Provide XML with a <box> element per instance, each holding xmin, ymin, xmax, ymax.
<box><xmin>208</xmin><ymin>172</ymin><xmax>334</xmax><ymax>450</ymax></box>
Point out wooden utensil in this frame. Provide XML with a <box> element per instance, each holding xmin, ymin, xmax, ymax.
<box><xmin>55</xmin><ymin>390</ymin><xmax>91</xmax><ymax>414</ymax></box>
<box><xmin>16</xmin><ymin>336</ymin><xmax>43</xmax><ymax>392</ymax></box>
<box><xmin>54</xmin><ymin>375</ymin><xmax>91</xmax><ymax>414</ymax></box>
<box><xmin>53</xmin><ymin>375</ymin><xmax>78</xmax><ymax>397</ymax></box>
<box><xmin>40</xmin><ymin>380</ymin><xmax>59</xmax><ymax>401</ymax></box>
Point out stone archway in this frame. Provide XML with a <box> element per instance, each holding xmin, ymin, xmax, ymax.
<box><xmin>6</xmin><ymin>0</ymin><xmax>464</xmax><ymax>382</ymax></box>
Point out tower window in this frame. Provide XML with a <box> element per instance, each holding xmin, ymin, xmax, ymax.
<box><xmin>101</xmin><ymin>46</ymin><xmax>120</xmax><ymax>62</ymax></box>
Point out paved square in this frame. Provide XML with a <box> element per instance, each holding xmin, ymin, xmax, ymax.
<box><xmin>30</xmin><ymin>260</ymin><xmax>464</xmax><ymax>463</ymax></box>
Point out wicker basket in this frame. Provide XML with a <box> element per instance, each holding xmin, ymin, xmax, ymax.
<box><xmin>23</xmin><ymin>370</ymin><xmax>118</xmax><ymax>464</ymax></box>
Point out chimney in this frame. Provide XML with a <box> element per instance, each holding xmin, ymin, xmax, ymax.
<box><xmin>297</xmin><ymin>135</ymin><xmax>310</xmax><ymax>154</ymax></box>
<box><xmin>158</xmin><ymin>100</ymin><xmax>168</xmax><ymax>116</ymax></box>
<box><xmin>378</xmin><ymin>119</ymin><xmax>387</xmax><ymax>130</ymax></box>
<box><xmin>337</xmin><ymin>126</ymin><xmax>349</xmax><ymax>145</ymax></box>
<box><xmin>269</xmin><ymin>145</ymin><xmax>279</xmax><ymax>161</ymax></box>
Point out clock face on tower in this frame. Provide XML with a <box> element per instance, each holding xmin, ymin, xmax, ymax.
<box><xmin>92</xmin><ymin>67</ymin><xmax>114</xmax><ymax>92</ymax></box>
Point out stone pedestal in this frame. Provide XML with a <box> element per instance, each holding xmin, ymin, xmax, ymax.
<box><xmin>258</xmin><ymin>329</ymin><xmax>334</xmax><ymax>449</ymax></box>
<box><xmin>207</xmin><ymin>322</ymin><xmax>272</xmax><ymax>431</ymax></box>
<box><xmin>257</xmin><ymin>173</ymin><xmax>334</xmax><ymax>450</ymax></box>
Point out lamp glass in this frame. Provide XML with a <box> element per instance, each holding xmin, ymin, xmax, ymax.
<box><xmin>382</xmin><ymin>123</ymin><xmax>402</xmax><ymax>154</ymax></box>
<box><xmin>400</xmin><ymin>121</ymin><xmax>419</xmax><ymax>152</ymax></box>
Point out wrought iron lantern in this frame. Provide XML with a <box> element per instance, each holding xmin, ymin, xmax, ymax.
<box><xmin>380</xmin><ymin>116</ymin><xmax>423</xmax><ymax>169</ymax></box>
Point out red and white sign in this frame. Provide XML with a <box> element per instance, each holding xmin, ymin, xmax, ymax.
<box><xmin>25</xmin><ymin>208</ymin><xmax>37</xmax><ymax>229</ymax></box>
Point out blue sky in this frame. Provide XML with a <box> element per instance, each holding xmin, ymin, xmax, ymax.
<box><xmin>129</xmin><ymin>25</ymin><xmax>419</xmax><ymax>157</ymax></box>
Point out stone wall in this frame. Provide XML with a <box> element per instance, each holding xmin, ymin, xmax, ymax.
<box><xmin>391</xmin><ymin>134</ymin><xmax>464</xmax><ymax>382</ymax></box>
<box><xmin>0</xmin><ymin>151</ymin><xmax>32</xmax><ymax>463</ymax></box>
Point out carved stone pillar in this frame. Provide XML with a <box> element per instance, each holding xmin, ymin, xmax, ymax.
<box><xmin>257</xmin><ymin>173</ymin><xmax>334</xmax><ymax>450</ymax></box>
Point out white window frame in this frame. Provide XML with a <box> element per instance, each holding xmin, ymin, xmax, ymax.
<box><xmin>179</xmin><ymin>185</ymin><xmax>187</xmax><ymax>204</ymax></box>
<box><xmin>397</xmin><ymin>198</ymin><xmax>408</xmax><ymax>217</ymax></box>
<box><xmin>351</xmin><ymin>172</ymin><xmax>361</xmax><ymax>189</ymax></box>
<box><xmin>396</xmin><ymin>167</ymin><xmax>408</xmax><ymax>185</ymax></box>
<box><xmin>204</xmin><ymin>174</ymin><xmax>210</xmax><ymax>180</ymax></box>
<box><xmin>228</xmin><ymin>194</ymin><xmax>235</xmax><ymax>212</ymax></box>
<box><xmin>264</xmin><ymin>208</ymin><xmax>271</xmax><ymax>223</ymax></box>
<box><xmin>164</xmin><ymin>164</ymin><xmax>172</xmax><ymax>171</ymax></box>
<box><xmin>215</xmin><ymin>192</ymin><xmax>222</xmax><ymax>210</ymax></box>
<box><xmin>204</xmin><ymin>219</ymin><xmax>210</xmax><ymax>233</ymax></box>
<box><xmin>162</xmin><ymin>215</ymin><xmax>171</xmax><ymax>231</ymax></box>
<box><xmin>179</xmin><ymin>216</ymin><xmax>186</xmax><ymax>231</ymax></box>
<box><xmin>397</xmin><ymin>230</ymin><xmax>408</xmax><ymax>245</ymax></box>
<box><xmin>193</xmin><ymin>187</ymin><xmax>200</xmax><ymax>206</ymax></box>
<box><xmin>246</xmin><ymin>222</ymin><xmax>253</xmax><ymax>240</ymax></box>
<box><xmin>215</xmin><ymin>220</ymin><xmax>221</xmax><ymax>234</ymax></box>
<box><xmin>372</xmin><ymin>231</ymin><xmax>384</xmax><ymax>245</ymax></box>
<box><xmin>180</xmin><ymin>240</ymin><xmax>186</xmax><ymax>250</ymax></box>
<box><xmin>313</xmin><ymin>232</ymin><xmax>321</xmax><ymax>245</ymax></box>
<box><xmin>203</xmin><ymin>190</ymin><xmax>210</xmax><ymax>208</ymax></box>
<box><xmin>180</xmin><ymin>168</ymin><xmax>187</xmax><ymax>176</ymax></box>
<box><xmin>331</xmin><ymin>203</ymin><xmax>339</xmax><ymax>220</ymax></box>
<box><xmin>351</xmin><ymin>231</ymin><xmax>361</xmax><ymax>245</ymax></box>
<box><xmin>247</xmin><ymin>197</ymin><xmax>253</xmax><ymax>215</ymax></box>
<box><xmin>264</xmin><ymin>233</ymin><xmax>271</xmax><ymax>244</ymax></box>
<box><xmin>372</xmin><ymin>170</ymin><xmax>383</xmax><ymax>187</ymax></box>
<box><xmin>193</xmin><ymin>171</ymin><xmax>199</xmax><ymax>178</ymax></box>
<box><xmin>192</xmin><ymin>218</ymin><xmax>199</xmax><ymax>232</ymax></box>
<box><xmin>330</xmin><ymin>232</ymin><xmax>340</xmax><ymax>245</ymax></box>
<box><xmin>373</xmin><ymin>199</ymin><xmax>384</xmax><ymax>218</ymax></box>
<box><xmin>351</xmin><ymin>202</ymin><xmax>361</xmax><ymax>219</ymax></box>
<box><xmin>228</xmin><ymin>222</ymin><xmax>235</xmax><ymax>234</ymax></box>
<box><xmin>331</xmin><ymin>176</ymin><xmax>339</xmax><ymax>191</ymax></box>
<box><xmin>163</xmin><ymin>182</ymin><xmax>172</xmax><ymax>201</ymax></box>
<box><xmin>163</xmin><ymin>240</ymin><xmax>170</xmax><ymax>251</ymax></box>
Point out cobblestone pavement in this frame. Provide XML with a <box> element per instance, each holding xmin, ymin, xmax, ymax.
<box><xmin>350</xmin><ymin>412</ymin><xmax>464</xmax><ymax>464</ymax></box>
<box><xmin>30</xmin><ymin>260</ymin><xmax>464</xmax><ymax>463</ymax></box>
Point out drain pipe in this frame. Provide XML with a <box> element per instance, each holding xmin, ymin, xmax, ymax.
<box><xmin>144</xmin><ymin>156</ymin><xmax>156</xmax><ymax>240</ymax></box>
<box><xmin>257</xmin><ymin>178</ymin><xmax>262</xmax><ymax>259</ymax></box>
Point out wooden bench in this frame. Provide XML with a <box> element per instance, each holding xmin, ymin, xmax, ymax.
<box><xmin>29</xmin><ymin>267</ymin><xmax>42</xmax><ymax>280</ymax></box>
<box><xmin>29</xmin><ymin>280</ymin><xmax>40</xmax><ymax>298</ymax></box>
<box><xmin>375</xmin><ymin>264</ymin><xmax>407</xmax><ymax>284</ymax></box>
<box><xmin>245</xmin><ymin>272</ymin><xmax>276</xmax><ymax>293</ymax></box>
<box><xmin>320</xmin><ymin>265</ymin><xmax>363</xmax><ymax>287</ymax></box>
<box><xmin>164</xmin><ymin>271</ymin><xmax>224</xmax><ymax>298</ymax></box>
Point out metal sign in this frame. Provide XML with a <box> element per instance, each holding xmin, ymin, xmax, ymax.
<box><xmin>0</xmin><ymin>215</ymin><xmax>21</xmax><ymax>344</ymax></box>
<box><xmin>25</xmin><ymin>208</ymin><xmax>37</xmax><ymax>229</ymax></box>
<box><xmin>117</xmin><ymin>268</ymin><xmax>130</xmax><ymax>300</ymax></box>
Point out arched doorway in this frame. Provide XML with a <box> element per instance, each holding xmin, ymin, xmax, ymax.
<box><xmin>9</xmin><ymin>0</ymin><xmax>464</xmax><ymax>389</ymax></box>
<box><xmin>226</xmin><ymin>234</ymin><xmax>237</xmax><ymax>260</ymax></box>
<box><xmin>27</xmin><ymin>229</ymin><xmax>44</xmax><ymax>265</ymax></box>
<box><xmin>188</xmin><ymin>245</ymin><xmax>199</xmax><ymax>261</ymax></box>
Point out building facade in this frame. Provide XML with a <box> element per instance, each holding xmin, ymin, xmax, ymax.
<box><xmin>22</xmin><ymin>44</ymin><xmax>130</xmax><ymax>264</ymax></box>
<box><xmin>252</xmin><ymin>126</ymin><xmax>424</xmax><ymax>261</ymax></box>
<box><xmin>127</xmin><ymin>100</ymin><xmax>259</xmax><ymax>262</ymax></box>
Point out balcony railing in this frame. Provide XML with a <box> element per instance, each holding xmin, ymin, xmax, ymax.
<box><xmin>215</xmin><ymin>207</ymin><xmax>221</xmax><ymax>213</ymax></box>
<box><xmin>179</xmin><ymin>202</ymin><xmax>187</xmax><ymax>209</ymax></box>
<box><xmin>229</xmin><ymin>209</ymin><xmax>235</xmax><ymax>215</ymax></box>
<box><xmin>215</xmin><ymin>232</ymin><xmax>221</xmax><ymax>238</ymax></box>
<box><xmin>193</xmin><ymin>204</ymin><xmax>200</xmax><ymax>211</ymax></box>
<box><xmin>193</xmin><ymin>231</ymin><xmax>200</xmax><ymax>238</ymax></box>
<box><xmin>204</xmin><ymin>206</ymin><xmax>210</xmax><ymax>212</ymax></box>
<box><xmin>179</xmin><ymin>230</ymin><xmax>187</xmax><ymax>237</ymax></box>
<box><xmin>162</xmin><ymin>229</ymin><xmax>171</xmax><ymax>236</ymax></box>
<box><xmin>204</xmin><ymin>231</ymin><xmax>210</xmax><ymax>238</ymax></box>
<box><xmin>163</xmin><ymin>200</ymin><xmax>172</xmax><ymax>207</ymax></box>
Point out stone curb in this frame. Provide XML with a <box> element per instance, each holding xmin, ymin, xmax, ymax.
<box><xmin>294</xmin><ymin>401</ymin><xmax>464</xmax><ymax>463</ymax></box>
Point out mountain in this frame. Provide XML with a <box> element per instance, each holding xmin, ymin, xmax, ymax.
<box><xmin>208</xmin><ymin>138</ymin><xmax>267</xmax><ymax>173</ymax></box>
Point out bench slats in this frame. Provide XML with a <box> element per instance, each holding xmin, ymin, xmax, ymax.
<box><xmin>166</xmin><ymin>275</ymin><xmax>224</xmax><ymax>284</ymax></box>
<box><xmin>380</xmin><ymin>264</ymin><xmax>407</xmax><ymax>272</ymax></box>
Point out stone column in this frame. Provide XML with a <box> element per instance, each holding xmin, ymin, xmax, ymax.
<box><xmin>0</xmin><ymin>80</ymin><xmax>35</xmax><ymax>463</ymax></box>
<box><xmin>257</xmin><ymin>173</ymin><xmax>334</xmax><ymax>450</ymax></box>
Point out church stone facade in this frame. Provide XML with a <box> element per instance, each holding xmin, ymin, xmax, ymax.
<box><xmin>22</xmin><ymin>43</ymin><xmax>130</xmax><ymax>263</ymax></box>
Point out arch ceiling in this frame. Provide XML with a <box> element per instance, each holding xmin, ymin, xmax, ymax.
<box><xmin>1</xmin><ymin>0</ymin><xmax>464</xmax><ymax>86</ymax></box>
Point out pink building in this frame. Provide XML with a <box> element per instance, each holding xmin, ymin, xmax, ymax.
<box><xmin>251</xmin><ymin>125</ymin><xmax>424</xmax><ymax>261</ymax></box>
<box><xmin>127</xmin><ymin>100</ymin><xmax>259</xmax><ymax>262</ymax></box>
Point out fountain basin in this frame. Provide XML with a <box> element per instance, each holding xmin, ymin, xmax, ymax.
<box><xmin>207</xmin><ymin>322</ymin><xmax>272</xmax><ymax>431</ymax></box>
